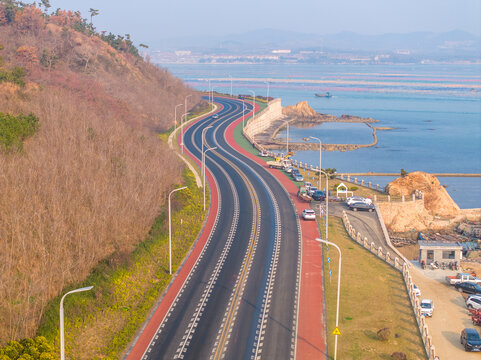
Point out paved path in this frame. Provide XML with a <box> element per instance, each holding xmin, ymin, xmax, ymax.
<box><xmin>410</xmin><ymin>262</ymin><xmax>481</xmax><ymax>359</ymax></box>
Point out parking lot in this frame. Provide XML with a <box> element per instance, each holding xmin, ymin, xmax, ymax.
<box><xmin>410</xmin><ymin>263</ymin><xmax>481</xmax><ymax>358</ymax></box>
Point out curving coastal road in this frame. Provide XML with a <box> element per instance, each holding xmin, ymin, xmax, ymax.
<box><xmin>127</xmin><ymin>97</ymin><xmax>305</xmax><ymax>359</ymax></box>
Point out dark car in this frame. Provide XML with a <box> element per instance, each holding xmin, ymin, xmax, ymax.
<box><xmin>461</xmin><ymin>328</ymin><xmax>481</xmax><ymax>351</ymax></box>
<box><xmin>455</xmin><ymin>282</ymin><xmax>481</xmax><ymax>295</ymax></box>
<box><xmin>312</xmin><ymin>190</ymin><xmax>326</xmax><ymax>201</ymax></box>
<box><xmin>291</xmin><ymin>169</ymin><xmax>300</xmax><ymax>178</ymax></box>
<box><xmin>348</xmin><ymin>202</ymin><xmax>375</xmax><ymax>212</ymax></box>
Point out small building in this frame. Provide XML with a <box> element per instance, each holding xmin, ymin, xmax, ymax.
<box><xmin>418</xmin><ymin>241</ymin><xmax>463</xmax><ymax>265</ymax></box>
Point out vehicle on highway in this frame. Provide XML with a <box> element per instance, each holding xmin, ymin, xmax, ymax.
<box><xmin>460</xmin><ymin>328</ymin><xmax>481</xmax><ymax>352</ymax></box>
<box><xmin>212</xmin><ymin>114</ymin><xmax>219</xmax><ymax>119</ymax></box>
<box><xmin>467</xmin><ymin>296</ymin><xmax>481</xmax><ymax>310</ymax></box>
<box><xmin>294</xmin><ymin>173</ymin><xmax>304</xmax><ymax>182</ymax></box>
<box><xmin>284</xmin><ymin>166</ymin><xmax>293</xmax><ymax>173</ymax></box>
<box><xmin>291</xmin><ymin>169</ymin><xmax>300</xmax><ymax>176</ymax></box>
<box><xmin>312</xmin><ymin>190</ymin><xmax>326</xmax><ymax>201</ymax></box>
<box><xmin>420</xmin><ymin>299</ymin><xmax>434</xmax><ymax>317</ymax></box>
<box><xmin>302</xmin><ymin>209</ymin><xmax>316</xmax><ymax>220</ymax></box>
<box><xmin>304</xmin><ymin>182</ymin><xmax>312</xmax><ymax>190</ymax></box>
<box><xmin>348</xmin><ymin>202</ymin><xmax>375</xmax><ymax>212</ymax></box>
<box><xmin>455</xmin><ymin>282</ymin><xmax>481</xmax><ymax>295</ymax></box>
<box><xmin>446</xmin><ymin>272</ymin><xmax>481</xmax><ymax>285</ymax></box>
<box><xmin>308</xmin><ymin>186</ymin><xmax>318</xmax><ymax>196</ymax></box>
<box><xmin>297</xmin><ymin>187</ymin><xmax>313</xmax><ymax>202</ymax></box>
<box><xmin>258</xmin><ymin>150</ymin><xmax>269</xmax><ymax>157</ymax></box>
<box><xmin>413</xmin><ymin>284</ymin><xmax>421</xmax><ymax>297</ymax></box>
<box><xmin>346</xmin><ymin>196</ymin><xmax>372</xmax><ymax>205</ymax></box>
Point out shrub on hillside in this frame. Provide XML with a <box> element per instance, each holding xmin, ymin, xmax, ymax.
<box><xmin>377</xmin><ymin>327</ymin><xmax>391</xmax><ymax>341</ymax></box>
<box><xmin>0</xmin><ymin>336</ymin><xmax>54</xmax><ymax>360</ymax></box>
<box><xmin>0</xmin><ymin>112</ymin><xmax>38</xmax><ymax>152</ymax></box>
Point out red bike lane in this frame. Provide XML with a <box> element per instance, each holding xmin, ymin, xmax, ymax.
<box><xmin>224</xmin><ymin>102</ymin><xmax>327</xmax><ymax>360</ymax></box>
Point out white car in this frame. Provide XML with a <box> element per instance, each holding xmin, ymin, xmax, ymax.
<box><xmin>413</xmin><ymin>284</ymin><xmax>421</xmax><ymax>297</ymax></box>
<box><xmin>304</xmin><ymin>182</ymin><xmax>312</xmax><ymax>191</ymax></box>
<box><xmin>346</xmin><ymin>196</ymin><xmax>372</xmax><ymax>206</ymax></box>
<box><xmin>308</xmin><ymin>186</ymin><xmax>318</xmax><ymax>196</ymax></box>
<box><xmin>467</xmin><ymin>296</ymin><xmax>481</xmax><ymax>310</ymax></box>
<box><xmin>302</xmin><ymin>209</ymin><xmax>316</xmax><ymax>220</ymax></box>
<box><xmin>420</xmin><ymin>299</ymin><xmax>434</xmax><ymax>317</ymax></box>
<box><xmin>212</xmin><ymin>114</ymin><xmax>219</xmax><ymax>119</ymax></box>
<box><xmin>258</xmin><ymin>150</ymin><xmax>269</xmax><ymax>157</ymax></box>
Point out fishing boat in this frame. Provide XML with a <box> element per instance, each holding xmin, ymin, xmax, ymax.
<box><xmin>315</xmin><ymin>92</ymin><xmax>332</xmax><ymax>98</ymax></box>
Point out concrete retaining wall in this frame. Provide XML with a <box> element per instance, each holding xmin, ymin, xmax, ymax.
<box><xmin>243</xmin><ymin>98</ymin><xmax>283</xmax><ymax>143</ymax></box>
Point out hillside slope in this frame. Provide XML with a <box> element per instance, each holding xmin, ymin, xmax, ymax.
<box><xmin>0</xmin><ymin>3</ymin><xmax>200</xmax><ymax>343</ymax></box>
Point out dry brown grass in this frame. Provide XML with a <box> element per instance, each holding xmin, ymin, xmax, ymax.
<box><xmin>0</xmin><ymin>5</ymin><xmax>201</xmax><ymax>343</ymax></box>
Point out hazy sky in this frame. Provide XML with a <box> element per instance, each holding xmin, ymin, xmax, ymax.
<box><xmin>49</xmin><ymin>0</ymin><xmax>481</xmax><ymax>48</ymax></box>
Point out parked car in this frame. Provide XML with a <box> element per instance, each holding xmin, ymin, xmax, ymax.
<box><xmin>420</xmin><ymin>299</ymin><xmax>434</xmax><ymax>317</ymax></box>
<box><xmin>467</xmin><ymin>296</ymin><xmax>481</xmax><ymax>310</ymax></box>
<box><xmin>294</xmin><ymin>174</ymin><xmax>304</xmax><ymax>182</ymax></box>
<box><xmin>284</xmin><ymin>166</ymin><xmax>293</xmax><ymax>173</ymax></box>
<box><xmin>302</xmin><ymin>209</ymin><xmax>316</xmax><ymax>220</ymax></box>
<box><xmin>308</xmin><ymin>186</ymin><xmax>318</xmax><ymax>196</ymax></box>
<box><xmin>346</xmin><ymin>196</ymin><xmax>372</xmax><ymax>206</ymax></box>
<box><xmin>291</xmin><ymin>170</ymin><xmax>300</xmax><ymax>178</ymax></box>
<box><xmin>461</xmin><ymin>328</ymin><xmax>481</xmax><ymax>352</ymax></box>
<box><xmin>258</xmin><ymin>150</ymin><xmax>269</xmax><ymax>157</ymax></box>
<box><xmin>348</xmin><ymin>202</ymin><xmax>375</xmax><ymax>212</ymax></box>
<box><xmin>455</xmin><ymin>282</ymin><xmax>481</xmax><ymax>295</ymax></box>
<box><xmin>446</xmin><ymin>272</ymin><xmax>481</xmax><ymax>285</ymax></box>
<box><xmin>312</xmin><ymin>190</ymin><xmax>326</xmax><ymax>201</ymax></box>
<box><xmin>304</xmin><ymin>182</ymin><xmax>312</xmax><ymax>190</ymax></box>
<box><xmin>413</xmin><ymin>284</ymin><xmax>421</xmax><ymax>297</ymax></box>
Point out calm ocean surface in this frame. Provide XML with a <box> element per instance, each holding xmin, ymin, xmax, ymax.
<box><xmin>166</xmin><ymin>63</ymin><xmax>481</xmax><ymax>209</ymax></box>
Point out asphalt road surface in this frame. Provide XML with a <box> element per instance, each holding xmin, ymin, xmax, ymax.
<box><xmin>134</xmin><ymin>97</ymin><xmax>302</xmax><ymax>360</ymax></box>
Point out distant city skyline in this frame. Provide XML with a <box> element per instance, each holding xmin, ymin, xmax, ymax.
<box><xmin>49</xmin><ymin>0</ymin><xmax>481</xmax><ymax>49</ymax></box>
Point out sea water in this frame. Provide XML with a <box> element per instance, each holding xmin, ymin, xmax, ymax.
<box><xmin>166</xmin><ymin>63</ymin><xmax>481</xmax><ymax>208</ymax></box>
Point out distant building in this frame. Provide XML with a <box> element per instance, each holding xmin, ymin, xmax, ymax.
<box><xmin>175</xmin><ymin>50</ymin><xmax>191</xmax><ymax>56</ymax></box>
<box><xmin>272</xmin><ymin>49</ymin><xmax>291</xmax><ymax>54</ymax></box>
<box><xmin>418</xmin><ymin>241</ymin><xmax>463</xmax><ymax>265</ymax></box>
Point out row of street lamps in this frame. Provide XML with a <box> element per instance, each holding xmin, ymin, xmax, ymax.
<box><xmin>61</xmin><ymin>87</ymin><xmax>341</xmax><ymax>359</ymax></box>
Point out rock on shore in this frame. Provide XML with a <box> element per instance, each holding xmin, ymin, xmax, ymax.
<box><xmin>379</xmin><ymin>172</ymin><xmax>465</xmax><ymax>232</ymax></box>
<box><xmin>386</xmin><ymin>171</ymin><xmax>460</xmax><ymax>217</ymax></box>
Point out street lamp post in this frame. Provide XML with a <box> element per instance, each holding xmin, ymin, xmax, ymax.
<box><xmin>180</xmin><ymin>112</ymin><xmax>189</xmax><ymax>153</ymax></box>
<box><xmin>169</xmin><ymin>186</ymin><xmax>188</xmax><ymax>275</ymax></box>
<box><xmin>203</xmin><ymin>146</ymin><xmax>217</xmax><ymax>211</ymax></box>
<box><xmin>174</xmin><ymin>103</ymin><xmax>183</xmax><ymax>129</ymax></box>
<box><xmin>264</xmin><ymin>81</ymin><xmax>269</xmax><ymax>101</ymax></box>
<box><xmin>310</xmin><ymin>136</ymin><xmax>322</xmax><ymax>189</ymax></box>
<box><xmin>242</xmin><ymin>99</ymin><xmax>245</xmax><ymax>129</ymax></box>
<box><xmin>207</xmin><ymin>79</ymin><xmax>211</xmax><ymax>103</ymax></box>
<box><xmin>211</xmin><ymin>86</ymin><xmax>215</xmax><ymax>104</ymax></box>
<box><xmin>315</xmin><ymin>238</ymin><xmax>341</xmax><ymax>360</ymax></box>
<box><xmin>60</xmin><ymin>286</ymin><xmax>94</xmax><ymax>360</ymax></box>
<box><xmin>282</xmin><ymin>119</ymin><xmax>290</xmax><ymax>155</ymax></box>
<box><xmin>249</xmin><ymin>90</ymin><xmax>255</xmax><ymax>122</ymax></box>
<box><xmin>201</xmin><ymin>126</ymin><xmax>213</xmax><ymax>178</ymax></box>
<box><xmin>184</xmin><ymin>94</ymin><xmax>192</xmax><ymax>123</ymax></box>
<box><xmin>229</xmin><ymin>75</ymin><xmax>233</xmax><ymax>96</ymax></box>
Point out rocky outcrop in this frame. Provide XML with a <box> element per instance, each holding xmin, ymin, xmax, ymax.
<box><xmin>386</xmin><ymin>171</ymin><xmax>460</xmax><ymax>217</ymax></box>
<box><xmin>283</xmin><ymin>101</ymin><xmax>319</xmax><ymax>118</ymax></box>
<box><xmin>282</xmin><ymin>101</ymin><xmax>378</xmax><ymax>124</ymax></box>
